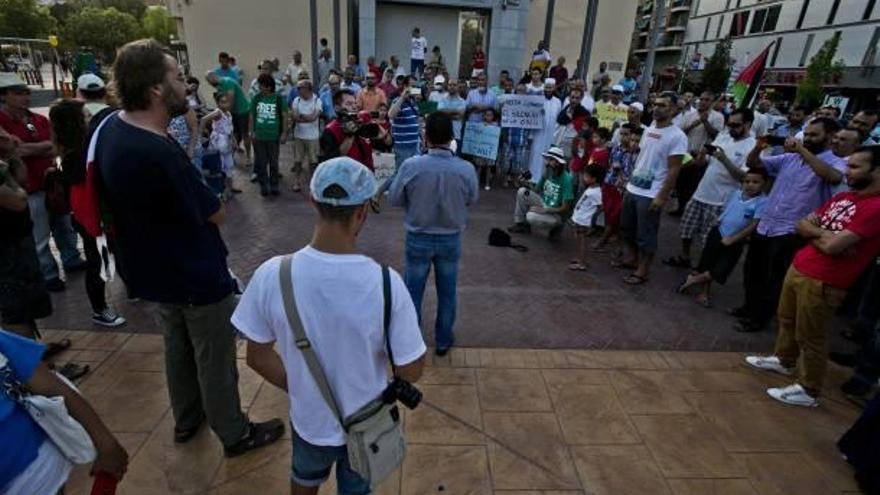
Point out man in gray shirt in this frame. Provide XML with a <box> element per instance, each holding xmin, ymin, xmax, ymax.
<box><xmin>389</xmin><ymin>112</ymin><xmax>479</xmax><ymax>356</ymax></box>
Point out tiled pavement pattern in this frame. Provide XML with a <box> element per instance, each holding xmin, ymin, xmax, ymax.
<box><xmin>49</xmin><ymin>329</ymin><xmax>864</xmax><ymax>495</ymax></box>
<box><xmin>39</xmin><ymin>149</ymin><xmax>853</xmax><ymax>352</ymax></box>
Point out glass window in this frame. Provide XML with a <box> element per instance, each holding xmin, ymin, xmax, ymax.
<box><xmin>716</xmin><ymin>15</ymin><xmax>724</xmax><ymax>38</ymax></box>
<box><xmin>729</xmin><ymin>11</ymin><xmax>750</xmax><ymax>37</ymax></box>
<box><xmin>704</xmin><ymin>17</ymin><xmax>712</xmax><ymax>40</ymax></box>
<box><xmin>750</xmin><ymin>9</ymin><xmax>767</xmax><ymax>34</ymax></box>
<box><xmin>764</xmin><ymin>5</ymin><xmax>781</xmax><ymax>31</ymax></box>
<box><xmin>799</xmin><ymin>34</ymin><xmax>815</xmax><ymax>67</ymax></box>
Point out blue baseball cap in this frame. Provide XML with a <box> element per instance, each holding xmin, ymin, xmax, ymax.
<box><xmin>310</xmin><ymin>157</ymin><xmax>378</xmax><ymax>206</ymax></box>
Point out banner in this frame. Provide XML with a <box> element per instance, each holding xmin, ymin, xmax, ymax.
<box><xmin>595</xmin><ymin>103</ymin><xmax>628</xmax><ymax>130</ymax></box>
<box><xmin>500</xmin><ymin>95</ymin><xmax>545</xmax><ymax>129</ymax></box>
<box><xmin>462</xmin><ymin>123</ymin><xmax>501</xmax><ymax>160</ymax></box>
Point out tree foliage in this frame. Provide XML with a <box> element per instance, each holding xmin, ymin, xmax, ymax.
<box><xmin>701</xmin><ymin>37</ymin><xmax>732</xmax><ymax>95</ymax></box>
<box><xmin>63</xmin><ymin>7</ymin><xmax>141</xmax><ymax>57</ymax></box>
<box><xmin>0</xmin><ymin>0</ymin><xmax>58</xmax><ymax>39</ymax></box>
<box><xmin>796</xmin><ymin>32</ymin><xmax>845</xmax><ymax>109</ymax></box>
<box><xmin>141</xmin><ymin>6</ymin><xmax>176</xmax><ymax>45</ymax></box>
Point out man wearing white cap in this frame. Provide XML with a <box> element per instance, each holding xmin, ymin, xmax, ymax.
<box><xmin>509</xmin><ymin>145</ymin><xmax>574</xmax><ymax>239</ymax></box>
<box><xmin>428</xmin><ymin>75</ymin><xmax>448</xmax><ymax>104</ymax></box>
<box><xmin>526</xmin><ymin>78</ymin><xmax>562</xmax><ymax>180</ymax></box>
<box><xmin>76</xmin><ymin>73</ymin><xmax>110</xmax><ymax>123</ymax></box>
<box><xmin>234</xmin><ymin>156</ymin><xmax>426</xmax><ymax>492</ymax></box>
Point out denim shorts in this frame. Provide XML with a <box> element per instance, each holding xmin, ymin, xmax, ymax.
<box><xmin>291</xmin><ymin>430</ymin><xmax>370</xmax><ymax>494</ymax></box>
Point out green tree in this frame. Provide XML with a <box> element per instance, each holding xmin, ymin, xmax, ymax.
<box><xmin>91</xmin><ymin>0</ymin><xmax>146</xmax><ymax>20</ymax></box>
<box><xmin>141</xmin><ymin>6</ymin><xmax>176</xmax><ymax>45</ymax></box>
<box><xmin>0</xmin><ymin>0</ymin><xmax>58</xmax><ymax>39</ymax></box>
<box><xmin>796</xmin><ymin>32</ymin><xmax>845</xmax><ymax>109</ymax></box>
<box><xmin>63</xmin><ymin>7</ymin><xmax>141</xmax><ymax>58</ymax></box>
<box><xmin>701</xmin><ymin>37</ymin><xmax>732</xmax><ymax>95</ymax></box>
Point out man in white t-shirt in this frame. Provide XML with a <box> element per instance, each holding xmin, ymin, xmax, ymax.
<box><xmin>619</xmin><ymin>93</ymin><xmax>688</xmax><ymax>284</ymax></box>
<box><xmin>232</xmin><ymin>157</ymin><xmax>426</xmax><ymax>494</ymax></box>
<box><xmin>664</xmin><ymin>108</ymin><xmax>756</xmax><ymax>268</ymax></box>
<box><xmin>673</xmin><ymin>91</ymin><xmax>725</xmax><ymax>215</ymax></box>
<box><xmin>289</xmin><ymin>79</ymin><xmax>323</xmax><ymax>192</ymax></box>
<box><xmin>410</xmin><ymin>27</ymin><xmax>428</xmax><ymax>76</ymax></box>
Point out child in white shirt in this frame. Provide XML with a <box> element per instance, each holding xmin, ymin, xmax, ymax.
<box><xmin>569</xmin><ymin>164</ymin><xmax>607</xmax><ymax>271</ymax></box>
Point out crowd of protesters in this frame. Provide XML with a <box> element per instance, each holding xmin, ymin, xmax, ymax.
<box><xmin>1</xmin><ymin>28</ymin><xmax>880</xmax><ymax>494</ymax></box>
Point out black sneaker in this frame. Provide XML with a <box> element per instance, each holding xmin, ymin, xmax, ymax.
<box><xmin>828</xmin><ymin>352</ymin><xmax>857</xmax><ymax>368</ymax></box>
<box><xmin>92</xmin><ymin>308</ymin><xmax>126</xmax><ymax>328</ymax></box>
<box><xmin>224</xmin><ymin>419</ymin><xmax>285</xmax><ymax>458</ymax></box>
<box><xmin>45</xmin><ymin>278</ymin><xmax>66</xmax><ymax>292</ymax></box>
<box><xmin>435</xmin><ymin>338</ymin><xmax>455</xmax><ymax>357</ymax></box>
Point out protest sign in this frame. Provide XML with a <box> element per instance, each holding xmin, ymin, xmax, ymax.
<box><xmin>500</xmin><ymin>95</ymin><xmax>545</xmax><ymax>129</ymax></box>
<box><xmin>462</xmin><ymin>122</ymin><xmax>501</xmax><ymax>160</ymax></box>
<box><xmin>822</xmin><ymin>95</ymin><xmax>849</xmax><ymax>115</ymax></box>
<box><xmin>596</xmin><ymin>103</ymin><xmax>628</xmax><ymax>130</ymax></box>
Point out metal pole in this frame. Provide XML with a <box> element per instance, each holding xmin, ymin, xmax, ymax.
<box><xmin>333</xmin><ymin>0</ymin><xmax>341</xmax><ymax>68</ymax></box>
<box><xmin>578</xmin><ymin>0</ymin><xmax>598</xmax><ymax>80</ymax></box>
<box><xmin>543</xmin><ymin>0</ymin><xmax>556</xmax><ymax>47</ymax></box>
<box><xmin>310</xmin><ymin>0</ymin><xmax>319</xmax><ymax>81</ymax></box>
<box><xmin>640</xmin><ymin>0</ymin><xmax>666</xmax><ymax>102</ymax></box>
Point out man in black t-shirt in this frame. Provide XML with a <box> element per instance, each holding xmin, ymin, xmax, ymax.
<box><xmin>95</xmin><ymin>39</ymin><xmax>283</xmax><ymax>457</ymax></box>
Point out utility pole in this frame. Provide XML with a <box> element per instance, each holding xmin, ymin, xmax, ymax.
<box><xmin>543</xmin><ymin>0</ymin><xmax>556</xmax><ymax>47</ymax></box>
<box><xmin>577</xmin><ymin>0</ymin><xmax>598</xmax><ymax>80</ymax></box>
<box><xmin>310</xmin><ymin>0</ymin><xmax>318</xmax><ymax>81</ymax></box>
<box><xmin>640</xmin><ymin>0</ymin><xmax>667</xmax><ymax>102</ymax></box>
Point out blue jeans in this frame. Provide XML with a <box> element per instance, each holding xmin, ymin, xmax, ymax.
<box><xmin>291</xmin><ymin>431</ymin><xmax>369</xmax><ymax>494</ymax></box>
<box><xmin>404</xmin><ymin>232</ymin><xmax>461</xmax><ymax>349</ymax></box>
<box><xmin>28</xmin><ymin>192</ymin><xmax>82</xmax><ymax>281</ymax></box>
<box><xmin>394</xmin><ymin>143</ymin><xmax>419</xmax><ymax>169</ymax></box>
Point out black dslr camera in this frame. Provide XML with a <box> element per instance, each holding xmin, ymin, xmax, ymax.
<box><xmin>382</xmin><ymin>377</ymin><xmax>422</xmax><ymax>410</ymax></box>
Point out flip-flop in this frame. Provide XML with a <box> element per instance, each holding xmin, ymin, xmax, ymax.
<box><xmin>611</xmin><ymin>259</ymin><xmax>638</xmax><ymax>270</ymax></box>
<box><xmin>43</xmin><ymin>339</ymin><xmax>72</xmax><ymax>359</ymax></box>
<box><xmin>662</xmin><ymin>255</ymin><xmax>692</xmax><ymax>269</ymax></box>
<box><xmin>57</xmin><ymin>362</ymin><xmax>90</xmax><ymax>381</ymax></box>
<box><xmin>623</xmin><ymin>273</ymin><xmax>647</xmax><ymax>285</ymax></box>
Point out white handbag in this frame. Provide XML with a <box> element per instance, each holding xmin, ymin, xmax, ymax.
<box><xmin>0</xmin><ymin>353</ymin><xmax>97</xmax><ymax>464</ymax></box>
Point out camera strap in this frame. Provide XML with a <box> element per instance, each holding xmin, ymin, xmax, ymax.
<box><xmin>277</xmin><ymin>255</ymin><xmax>395</xmax><ymax>426</ymax></box>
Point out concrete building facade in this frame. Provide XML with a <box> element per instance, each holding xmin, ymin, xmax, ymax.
<box><xmin>166</xmin><ymin>0</ymin><xmax>637</xmax><ymax>88</ymax></box>
<box><xmin>682</xmin><ymin>0</ymin><xmax>879</xmax><ymax>109</ymax></box>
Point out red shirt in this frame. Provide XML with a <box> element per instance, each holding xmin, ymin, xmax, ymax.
<box><xmin>569</xmin><ymin>138</ymin><xmax>595</xmax><ymax>173</ymax></box>
<box><xmin>0</xmin><ymin>109</ymin><xmax>53</xmax><ymax>193</ymax></box>
<box><xmin>378</xmin><ymin>82</ymin><xmax>398</xmax><ymax>100</ymax></box>
<box><xmin>472</xmin><ymin>51</ymin><xmax>486</xmax><ymax>70</ymax></box>
<box><xmin>588</xmin><ymin>147</ymin><xmax>610</xmax><ymax>169</ymax></box>
<box><xmin>324</xmin><ymin>119</ymin><xmax>374</xmax><ymax>170</ymax></box>
<box><xmin>793</xmin><ymin>191</ymin><xmax>880</xmax><ymax>289</ymax></box>
<box><xmin>368</xmin><ymin>64</ymin><xmax>382</xmax><ymax>80</ymax></box>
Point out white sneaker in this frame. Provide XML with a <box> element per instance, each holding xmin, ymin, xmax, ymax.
<box><xmin>92</xmin><ymin>308</ymin><xmax>126</xmax><ymax>328</ymax></box>
<box><xmin>745</xmin><ymin>355</ymin><xmax>794</xmax><ymax>376</ymax></box>
<box><xmin>767</xmin><ymin>383</ymin><xmax>819</xmax><ymax>407</ymax></box>
<box><xmin>484</xmin><ymin>185</ymin><xmax>491</xmax><ymax>191</ymax></box>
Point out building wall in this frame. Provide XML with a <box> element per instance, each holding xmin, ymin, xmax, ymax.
<box><xmin>374</xmin><ymin>3</ymin><xmax>462</xmax><ymax>78</ymax></box>
<box><xmin>167</xmin><ymin>0</ymin><xmax>348</xmax><ymax>86</ymax></box>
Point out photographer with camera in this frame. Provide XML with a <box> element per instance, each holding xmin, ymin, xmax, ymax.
<box><xmin>320</xmin><ymin>88</ymin><xmax>375</xmax><ymax>170</ymax></box>
<box><xmin>507</xmin><ymin>146</ymin><xmax>575</xmax><ymax>241</ymax></box>
<box><xmin>233</xmin><ymin>156</ymin><xmax>426</xmax><ymax>494</ymax></box>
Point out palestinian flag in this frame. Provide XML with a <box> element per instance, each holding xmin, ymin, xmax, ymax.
<box><xmin>731</xmin><ymin>42</ymin><xmax>773</xmax><ymax>109</ymax></box>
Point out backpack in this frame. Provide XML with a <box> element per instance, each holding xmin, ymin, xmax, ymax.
<box><xmin>488</xmin><ymin>228</ymin><xmax>528</xmax><ymax>252</ymax></box>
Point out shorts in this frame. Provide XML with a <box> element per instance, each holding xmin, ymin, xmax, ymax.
<box><xmin>291</xmin><ymin>430</ymin><xmax>369</xmax><ymax>494</ymax></box>
<box><xmin>696</xmin><ymin>227</ymin><xmax>746</xmax><ymax>285</ymax></box>
<box><xmin>0</xmin><ymin>236</ymin><xmax>52</xmax><ymax>325</ymax></box>
<box><xmin>601</xmin><ymin>185</ymin><xmax>623</xmax><ymax>228</ymax></box>
<box><xmin>232</xmin><ymin>112</ymin><xmax>250</xmax><ymax>141</ymax></box>
<box><xmin>293</xmin><ymin>138</ymin><xmax>319</xmax><ymax>165</ymax></box>
<box><xmin>619</xmin><ymin>192</ymin><xmax>661</xmax><ymax>254</ymax></box>
<box><xmin>680</xmin><ymin>199</ymin><xmax>724</xmax><ymax>242</ymax></box>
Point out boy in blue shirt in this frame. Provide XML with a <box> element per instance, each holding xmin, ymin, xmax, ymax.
<box><xmin>677</xmin><ymin>168</ymin><xmax>768</xmax><ymax>307</ymax></box>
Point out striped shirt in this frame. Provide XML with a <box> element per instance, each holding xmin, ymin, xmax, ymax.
<box><xmin>392</xmin><ymin>98</ymin><xmax>421</xmax><ymax>146</ymax></box>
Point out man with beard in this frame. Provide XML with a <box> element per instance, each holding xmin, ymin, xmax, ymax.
<box><xmin>96</xmin><ymin>40</ymin><xmax>284</xmax><ymax>455</ymax></box>
<box><xmin>555</xmin><ymin>87</ymin><xmax>590</xmax><ymax>160</ymax></box>
<box><xmin>355</xmin><ymin>70</ymin><xmax>387</xmax><ymax>112</ymax></box>
<box><xmin>746</xmin><ymin>146</ymin><xmax>880</xmax><ymax>407</ymax></box>
<box><xmin>735</xmin><ymin>117</ymin><xmax>846</xmax><ymax>333</ymax></box>
<box><xmin>526</xmin><ymin>78</ymin><xmax>562</xmax><ymax>180</ymax></box>
<box><xmin>670</xmin><ymin>91</ymin><xmax>724</xmax><ymax>216</ymax></box>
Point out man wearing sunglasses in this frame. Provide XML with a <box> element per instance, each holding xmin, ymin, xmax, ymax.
<box><xmin>0</xmin><ymin>73</ymin><xmax>84</xmax><ymax>293</ymax></box>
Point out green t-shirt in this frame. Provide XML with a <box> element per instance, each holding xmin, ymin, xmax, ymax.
<box><xmin>537</xmin><ymin>172</ymin><xmax>575</xmax><ymax>209</ymax></box>
<box><xmin>218</xmin><ymin>77</ymin><xmax>250</xmax><ymax>115</ymax></box>
<box><xmin>250</xmin><ymin>92</ymin><xmax>286</xmax><ymax>141</ymax></box>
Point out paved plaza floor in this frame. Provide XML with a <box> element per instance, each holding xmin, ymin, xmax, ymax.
<box><xmin>36</xmin><ymin>151</ymin><xmax>867</xmax><ymax>493</ymax></box>
<box><xmin>49</xmin><ymin>329</ymin><xmax>863</xmax><ymax>495</ymax></box>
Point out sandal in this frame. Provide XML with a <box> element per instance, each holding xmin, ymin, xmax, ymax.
<box><xmin>662</xmin><ymin>255</ymin><xmax>692</xmax><ymax>269</ymax></box>
<box><xmin>676</xmin><ymin>279</ymin><xmax>692</xmax><ymax>295</ymax></box>
<box><xmin>43</xmin><ymin>339</ymin><xmax>72</xmax><ymax>360</ymax></box>
<box><xmin>695</xmin><ymin>294</ymin><xmax>712</xmax><ymax>308</ymax></box>
<box><xmin>57</xmin><ymin>362</ymin><xmax>90</xmax><ymax>381</ymax></box>
<box><xmin>224</xmin><ymin>419</ymin><xmax>285</xmax><ymax>458</ymax></box>
<box><xmin>611</xmin><ymin>259</ymin><xmax>638</xmax><ymax>270</ymax></box>
<box><xmin>622</xmin><ymin>273</ymin><xmax>647</xmax><ymax>285</ymax></box>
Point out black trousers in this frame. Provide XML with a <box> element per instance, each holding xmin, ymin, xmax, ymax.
<box><xmin>71</xmin><ymin>220</ymin><xmax>107</xmax><ymax>314</ymax></box>
<box><xmin>853</xmin><ymin>261</ymin><xmax>880</xmax><ymax>387</ymax></box>
<box><xmin>742</xmin><ymin>233</ymin><xmax>804</xmax><ymax>325</ymax></box>
<box><xmin>674</xmin><ymin>162</ymin><xmax>706</xmax><ymax>212</ymax></box>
